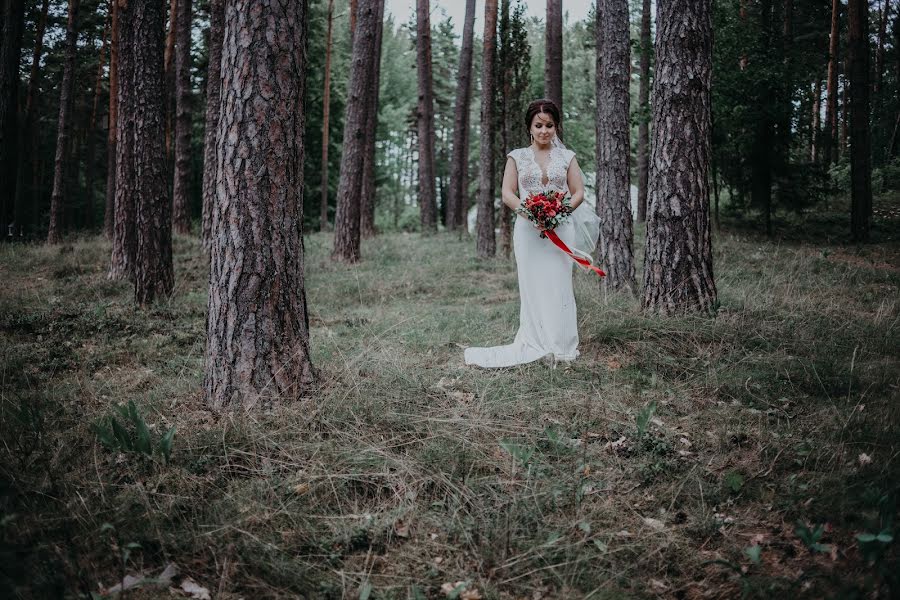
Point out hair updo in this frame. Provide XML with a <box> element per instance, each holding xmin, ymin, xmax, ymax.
<box><xmin>524</xmin><ymin>98</ymin><xmax>562</xmax><ymax>139</ymax></box>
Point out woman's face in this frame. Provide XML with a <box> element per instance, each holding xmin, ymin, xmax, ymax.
<box><xmin>530</xmin><ymin>111</ymin><xmax>557</xmax><ymax>145</ymax></box>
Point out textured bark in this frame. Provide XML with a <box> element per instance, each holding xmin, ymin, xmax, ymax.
<box><xmin>874</xmin><ymin>0</ymin><xmax>891</xmax><ymax>94</ymax></box>
<box><xmin>205</xmin><ymin>0</ymin><xmax>314</xmax><ymax>410</ymax></box>
<box><xmin>848</xmin><ymin>0</ymin><xmax>872</xmax><ymax>242</ymax></box>
<box><xmin>641</xmin><ymin>0</ymin><xmax>717</xmax><ymax>315</ymax></box>
<box><xmin>360</xmin><ymin>0</ymin><xmax>385</xmax><ymax>238</ymax></box>
<box><xmin>476</xmin><ymin>0</ymin><xmax>498</xmax><ymax>258</ymax></box>
<box><xmin>109</xmin><ymin>0</ymin><xmax>135</xmax><ymax>281</ymax></box>
<box><xmin>823</xmin><ymin>0</ymin><xmax>839</xmax><ymax>169</ymax></box>
<box><xmin>104</xmin><ymin>0</ymin><xmax>119</xmax><ymax>240</ymax></box>
<box><xmin>416</xmin><ymin>0</ymin><xmax>438</xmax><ymax>232</ymax></box>
<box><xmin>350</xmin><ymin>0</ymin><xmax>357</xmax><ymax>36</ymax></box>
<box><xmin>499</xmin><ymin>0</ymin><xmax>512</xmax><ymax>259</ymax></box>
<box><xmin>1</xmin><ymin>0</ymin><xmax>25</xmax><ymax>232</ymax></box>
<box><xmin>47</xmin><ymin>0</ymin><xmax>80</xmax><ymax>245</ymax></box>
<box><xmin>447</xmin><ymin>0</ymin><xmax>476</xmax><ymax>233</ymax></box>
<box><xmin>201</xmin><ymin>0</ymin><xmax>223</xmax><ymax>249</ymax></box>
<box><xmin>545</xmin><ymin>0</ymin><xmax>563</xmax><ymax>112</ymax></box>
<box><xmin>319</xmin><ymin>0</ymin><xmax>334</xmax><ymax>232</ymax></box>
<box><xmin>636</xmin><ymin>0</ymin><xmax>651</xmax><ymax>224</ymax></box>
<box><xmin>332</xmin><ymin>0</ymin><xmax>381</xmax><ymax>262</ymax></box>
<box><xmin>164</xmin><ymin>0</ymin><xmax>177</xmax><ymax>159</ymax></box>
<box><xmin>596</xmin><ymin>0</ymin><xmax>635</xmax><ymax>295</ymax></box>
<box><xmin>171</xmin><ymin>0</ymin><xmax>193</xmax><ymax>235</ymax></box>
<box><xmin>841</xmin><ymin>53</ymin><xmax>849</xmax><ymax>152</ymax></box>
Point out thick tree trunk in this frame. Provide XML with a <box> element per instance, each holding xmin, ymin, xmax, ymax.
<box><xmin>164</xmin><ymin>0</ymin><xmax>177</xmax><ymax>160</ymax></box>
<box><xmin>319</xmin><ymin>0</ymin><xmax>334</xmax><ymax>232</ymax></box>
<box><xmin>205</xmin><ymin>0</ymin><xmax>314</xmax><ymax>410</ymax></box>
<box><xmin>636</xmin><ymin>0</ymin><xmax>651</xmax><ymax>224</ymax></box>
<box><xmin>201</xmin><ymin>0</ymin><xmax>223</xmax><ymax>249</ymax></box>
<box><xmin>596</xmin><ymin>0</ymin><xmax>635</xmax><ymax>294</ymax></box>
<box><xmin>416</xmin><ymin>0</ymin><xmax>438</xmax><ymax>233</ymax></box>
<box><xmin>641</xmin><ymin>0</ymin><xmax>717</xmax><ymax>315</ymax></box>
<box><xmin>824</xmin><ymin>0</ymin><xmax>839</xmax><ymax>169</ymax></box>
<box><xmin>47</xmin><ymin>0</ymin><xmax>80</xmax><ymax>245</ymax></box>
<box><xmin>545</xmin><ymin>0</ymin><xmax>563</xmax><ymax>112</ymax></box>
<box><xmin>332</xmin><ymin>0</ymin><xmax>381</xmax><ymax>262</ymax></box>
<box><xmin>476</xmin><ymin>0</ymin><xmax>498</xmax><ymax>258</ymax></box>
<box><xmin>447</xmin><ymin>0</ymin><xmax>476</xmax><ymax>233</ymax></box>
<box><xmin>360</xmin><ymin>0</ymin><xmax>385</xmax><ymax>238</ymax></box>
<box><xmin>104</xmin><ymin>0</ymin><xmax>119</xmax><ymax>240</ymax></box>
<box><xmin>848</xmin><ymin>0</ymin><xmax>872</xmax><ymax>242</ymax></box>
<box><xmin>172</xmin><ymin>0</ymin><xmax>193</xmax><ymax>235</ymax></box>
<box><xmin>1</xmin><ymin>0</ymin><xmax>25</xmax><ymax>233</ymax></box>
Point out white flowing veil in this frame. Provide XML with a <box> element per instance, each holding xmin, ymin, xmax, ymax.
<box><xmin>552</xmin><ymin>135</ymin><xmax>603</xmax><ymax>272</ymax></box>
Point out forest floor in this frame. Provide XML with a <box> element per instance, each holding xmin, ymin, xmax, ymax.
<box><xmin>1</xmin><ymin>198</ymin><xmax>899</xmax><ymax>599</ymax></box>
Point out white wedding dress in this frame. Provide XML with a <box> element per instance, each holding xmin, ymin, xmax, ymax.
<box><xmin>464</xmin><ymin>143</ymin><xmax>600</xmax><ymax>369</ymax></box>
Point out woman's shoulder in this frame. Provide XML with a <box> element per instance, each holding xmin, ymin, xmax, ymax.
<box><xmin>507</xmin><ymin>147</ymin><xmax>528</xmax><ymax>159</ymax></box>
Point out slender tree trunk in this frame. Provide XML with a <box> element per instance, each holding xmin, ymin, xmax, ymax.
<box><xmin>1</xmin><ymin>0</ymin><xmax>26</xmax><ymax>234</ymax></box>
<box><xmin>416</xmin><ymin>0</ymin><xmax>438</xmax><ymax>232</ymax></box>
<box><xmin>636</xmin><ymin>0</ymin><xmax>651</xmax><ymax>224</ymax></box>
<box><xmin>824</xmin><ymin>0</ymin><xmax>839</xmax><ymax>169</ymax></box>
<box><xmin>596</xmin><ymin>0</ymin><xmax>635</xmax><ymax>294</ymax></box>
<box><xmin>641</xmin><ymin>0</ymin><xmax>717</xmax><ymax>315</ymax></box>
<box><xmin>206</xmin><ymin>0</ymin><xmax>314</xmax><ymax>410</ymax></box>
<box><xmin>332</xmin><ymin>0</ymin><xmax>381</xmax><ymax>262</ymax></box>
<box><xmin>360</xmin><ymin>0</ymin><xmax>385</xmax><ymax>238</ymax></box>
<box><xmin>498</xmin><ymin>0</ymin><xmax>511</xmax><ymax>259</ymax></box>
<box><xmin>171</xmin><ymin>0</ymin><xmax>193</xmax><ymax>235</ymax></box>
<box><xmin>350</xmin><ymin>0</ymin><xmax>357</xmax><ymax>36</ymax></box>
<box><xmin>47</xmin><ymin>0</ymin><xmax>80</xmax><ymax>245</ymax></box>
<box><xmin>841</xmin><ymin>54</ymin><xmax>850</xmax><ymax>153</ymax></box>
<box><xmin>319</xmin><ymin>0</ymin><xmax>334</xmax><ymax>232</ymax></box>
<box><xmin>476</xmin><ymin>0</ymin><xmax>498</xmax><ymax>258</ymax></box>
<box><xmin>848</xmin><ymin>0</ymin><xmax>872</xmax><ymax>242</ymax></box>
<box><xmin>545</xmin><ymin>0</ymin><xmax>563</xmax><ymax>112</ymax></box>
<box><xmin>13</xmin><ymin>0</ymin><xmax>49</xmax><ymax>238</ymax></box>
<box><xmin>164</xmin><ymin>0</ymin><xmax>177</xmax><ymax>160</ymax></box>
<box><xmin>874</xmin><ymin>0</ymin><xmax>891</xmax><ymax>94</ymax></box>
<box><xmin>447</xmin><ymin>0</ymin><xmax>476</xmax><ymax>233</ymax></box>
<box><xmin>104</xmin><ymin>0</ymin><xmax>119</xmax><ymax>240</ymax></box>
<box><xmin>811</xmin><ymin>78</ymin><xmax>821</xmax><ymax>162</ymax></box>
<box><xmin>201</xmin><ymin>0</ymin><xmax>223</xmax><ymax>249</ymax></box>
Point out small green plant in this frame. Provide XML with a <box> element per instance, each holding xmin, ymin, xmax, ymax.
<box><xmin>724</xmin><ymin>470</ymin><xmax>745</xmax><ymax>494</ymax></box>
<box><xmin>635</xmin><ymin>400</ymin><xmax>657</xmax><ymax>437</ymax></box>
<box><xmin>92</xmin><ymin>400</ymin><xmax>175</xmax><ymax>463</ymax></box>
<box><xmin>856</xmin><ymin>529</ymin><xmax>893</xmax><ymax>563</ymax></box>
<box><xmin>794</xmin><ymin>521</ymin><xmax>831</xmax><ymax>553</ymax></box>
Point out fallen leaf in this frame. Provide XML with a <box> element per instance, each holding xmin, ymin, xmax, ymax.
<box><xmin>179</xmin><ymin>578</ymin><xmax>211</xmax><ymax>600</ymax></box>
<box><xmin>643</xmin><ymin>517</ymin><xmax>665</xmax><ymax>531</ymax></box>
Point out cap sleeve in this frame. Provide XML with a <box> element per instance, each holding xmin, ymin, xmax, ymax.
<box><xmin>506</xmin><ymin>148</ymin><xmax>521</xmax><ymax>167</ymax></box>
<box><xmin>562</xmin><ymin>148</ymin><xmax>576</xmax><ymax>167</ymax></box>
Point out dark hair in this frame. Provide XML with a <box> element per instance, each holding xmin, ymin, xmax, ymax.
<box><xmin>524</xmin><ymin>98</ymin><xmax>562</xmax><ymax>138</ymax></box>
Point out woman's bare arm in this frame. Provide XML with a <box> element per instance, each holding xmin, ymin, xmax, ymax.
<box><xmin>501</xmin><ymin>157</ymin><xmax>521</xmax><ymax>211</ymax></box>
<box><xmin>566</xmin><ymin>156</ymin><xmax>585</xmax><ymax>210</ymax></box>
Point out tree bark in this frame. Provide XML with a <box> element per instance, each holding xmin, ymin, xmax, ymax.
<box><xmin>47</xmin><ymin>0</ymin><xmax>80</xmax><ymax>245</ymax></box>
<box><xmin>109</xmin><ymin>0</ymin><xmax>135</xmax><ymax>280</ymax></box>
<box><xmin>476</xmin><ymin>0</ymin><xmax>498</xmax><ymax>258</ymax></box>
<box><xmin>823</xmin><ymin>0</ymin><xmax>839</xmax><ymax>169</ymax></box>
<box><xmin>172</xmin><ymin>0</ymin><xmax>193</xmax><ymax>235</ymax></box>
<box><xmin>811</xmin><ymin>78</ymin><xmax>821</xmax><ymax>162</ymax></box>
<box><xmin>874</xmin><ymin>0</ymin><xmax>891</xmax><ymax>94</ymax></box>
<box><xmin>545</xmin><ymin>0</ymin><xmax>563</xmax><ymax>112</ymax></box>
<box><xmin>448</xmin><ymin>0</ymin><xmax>476</xmax><ymax>233</ymax></box>
<box><xmin>319</xmin><ymin>0</ymin><xmax>334</xmax><ymax>232</ymax></box>
<box><xmin>848</xmin><ymin>0</ymin><xmax>872</xmax><ymax>242</ymax></box>
<box><xmin>164</xmin><ymin>0</ymin><xmax>177</xmax><ymax>160</ymax></box>
<box><xmin>596</xmin><ymin>0</ymin><xmax>635</xmax><ymax>294</ymax></box>
<box><xmin>416</xmin><ymin>0</ymin><xmax>438</xmax><ymax>233</ymax></box>
<box><xmin>641</xmin><ymin>0</ymin><xmax>717</xmax><ymax>315</ymax></box>
<box><xmin>636</xmin><ymin>0</ymin><xmax>651</xmax><ymax>224</ymax></box>
<box><xmin>205</xmin><ymin>0</ymin><xmax>314</xmax><ymax>410</ymax></box>
<box><xmin>128</xmin><ymin>0</ymin><xmax>174</xmax><ymax>304</ymax></box>
<box><xmin>1</xmin><ymin>0</ymin><xmax>25</xmax><ymax>233</ymax></box>
<box><xmin>104</xmin><ymin>0</ymin><xmax>119</xmax><ymax>240</ymax></box>
<box><xmin>499</xmin><ymin>0</ymin><xmax>512</xmax><ymax>259</ymax></box>
<box><xmin>201</xmin><ymin>0</ymin><xmax>224</xmax><ymax>249</ymax></box>
<box><xmin>332</xmin><ymin>0</ymin><xmax>381</xmax><ymax>262</ymax></box>
<box><xmin>360</xmin><ymin>0</ymin><xmax>385</xmax><ymax>238</ymax></box>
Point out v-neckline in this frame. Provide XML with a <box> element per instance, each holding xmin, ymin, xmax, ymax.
<box><xmin>530</xmin><ymin>145</ymin><xmax>552</xmax><ymax>187</ymax></box>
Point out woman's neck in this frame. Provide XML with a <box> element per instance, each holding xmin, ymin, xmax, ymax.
<box><xmin>531</xmin><ymin>140</ymin><xmax>552</xmax><ymax>151</ymax></box>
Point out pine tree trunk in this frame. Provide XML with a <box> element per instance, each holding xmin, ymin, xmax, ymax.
<box><xmin>824</xmin><ymin>0</ymin><xmax>839</xmax><ymax>169</ymax></box>
<box><xmin>164</xmin><ymin>0</ymin><xmax>177</xmax><ymax>160</ymax></box>
<box><xmin>84</xmin><ymin>18</ymin><xmax>109</xmax><ymax>232</ymax></box>
<box><xmin>350</xmin><ymin>0</ymin><xmax>357</xmax><ymax>37</ymax></box>
<box><xmin>104</xmin><ymin>0</ymin><xmax>119</xmax><ymax>240</ymax></box>
<box><xmin>848</xmin><ymin>0</ymin><xmax>872</xmax><ymax>242</ymax></box>
<box><xmin>172</xmin><ymin>0</ymin><xmax>193</xmax><ymax>235</ymax></box>
<box><xmin>811</xmin><ymin>77</ymin><xmax>821</xmax><ymax>161</ymax></box>
<box><xmin>498</xmin><ymin>0</ymin><xmax>512</xmax><ymax>259</ymax></box>
<box><xmin>636</xmin><ymin>0</ymin><xmax>651</xmax><ymax>224</ymax></box>
<box><xmin>332</xmin><ymin>0</ymin><xmax>381</xmax><ymax>262</ymax></box>
<box><xmin>1</xmin><ymin>0</ymin><xmax>25</xmax><ymax>234</ymax></box>
<box><xmin>641</xmin><ymin>0</ymin><xmax>717</xmax><ymax>315</ymax></box>
<box><xmin>545</xmin><ymin>0</ymin><xmax>563</xmax><ymax>112</ymax></box>
<box><xmin>447</xmin><ymin>0</ymin><xmax>476</xmax><ymax>233</ymax></box>
<box><xmin>596</xmin><ymin>0</ymin><xmax>635</xmax><ymax>294</ymax></box>
<box><xmin>476</xmin><ymin>0</ymin><xmax>498</xmax><ymax>258</ymax></box>
<box><xmin>874</xmin><ymin>0</ymin><xmax>891</xmax><ymax>94</ymax></box>
<box><xmin>13</xmin><ymin>0</ymin><xmax>49</xmax><ymax>238</ymax></box>
<box><xmin>416</xmin><ymin>0</ymin><xmax>438</xmax><ymax>233</ymax></box>
<box><xmin>319</xmin><ymin>0</ymin><xmax>334</xmax><ymax>232</ymax></box>
<box><xmin>360</xmin><ymin>0</ymin><xmax>385</xmax><ymax>239</ymax></box>
<box><xmin>841</xmin><ymin>54</ymin><xmax>849</xmax><ymax>153</ymax></box>
<box><xmin>205</xmin><ymin>0</ymin><xmax>314</xmax><ymax>410</ymax></box>
<box><xmin>201</xmin><ymin>0</ymin><xmax>223</xmax><ymax>249</ymax></box>
<box><xmin>47</xmin><ymin>0</ymin><xmax>80</xmax><ymax>245</ymax></box>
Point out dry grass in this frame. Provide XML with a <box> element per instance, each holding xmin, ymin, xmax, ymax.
<box><xmin>1</xmin><ymin>203</ymin><xmax>899</xmax><ymax>599</ymax></box>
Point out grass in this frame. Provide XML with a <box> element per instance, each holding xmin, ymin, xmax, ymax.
<box><xmin>1</xmin><ymin>200</ymin><xmax>899</xmax><ymax>599</ymax></box>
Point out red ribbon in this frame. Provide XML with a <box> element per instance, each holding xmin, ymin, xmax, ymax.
<box><xmin>544</xmin><ymin>230</ymin><xmax>606</xmax><ymax>277</ymax></box>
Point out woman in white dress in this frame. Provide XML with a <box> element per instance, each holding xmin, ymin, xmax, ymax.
<box><xmin>465</xmin><ymin>99</ymin><xmax>601</xmax><ymax>369</ymax></box>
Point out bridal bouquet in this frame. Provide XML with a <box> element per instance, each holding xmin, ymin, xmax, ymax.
<box><xmin>515</xmin><ymin>190</ymin><xmax>573</xmax><ymax>238</ymax></box>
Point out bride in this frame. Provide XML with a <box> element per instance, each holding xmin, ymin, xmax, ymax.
<box><xmin>465</xmin><ymin>99</ymin><xmax>602</xmax><ymax>369</ymax></box>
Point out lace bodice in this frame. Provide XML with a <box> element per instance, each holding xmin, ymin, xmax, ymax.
<box><xmin>508</xmin><ymin>145</ymin><xmax>577</xmax><ymax>198</ymax></box>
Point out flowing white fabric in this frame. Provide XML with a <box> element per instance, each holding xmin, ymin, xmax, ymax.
<box><xmin>464</xmin><ymin>142</ymin><xmax>601</xmax><ymax>368</ymax></box>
